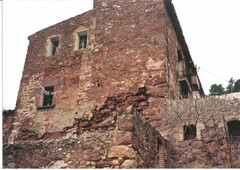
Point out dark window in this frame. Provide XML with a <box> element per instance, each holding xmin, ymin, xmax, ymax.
<box><xmin>52</xmin><ymin>41</ymin><xmax>59</xmax><ymax>55</ymax></box>
<box><xmin>49</xmin><ymin>37</ymin><xmax>60</xmax><ymax>55</ymax></box>
<box><xmin>42</xmin><ymin>86</ymin><xmax>54</xmax><ymax>106</ymax></box>
<box><xmin>178</xmin><ymin>50</ymin><xmax>183</xmax><ymax>61</ymax></box>
<box><xmin>227</xmin><ymin>120</ymin><xmax>240</xmax><ymax>137</ymax></box>
<box><xmin>79</xmin><ymin>35</ymin><xmax>87</xmax><ymax>49</ymax></box>
<box><xmin>177</xmin><ymin>50</ymin><xmax>184</xmax><ymax>78</ymax></box>
<box><xmin>184</xmin><ymin>125</ymin><xmax>196</xmax><ymax>140</ymax></box>
<box><xmin>179</xmin><ymin>80</ymin><xmax>189</xmax><ymax>99</ymax></box>
<box><xmin>51</xmin><ymin>39</ymin><xmax>59</xmax><ymax>55</ymax></box>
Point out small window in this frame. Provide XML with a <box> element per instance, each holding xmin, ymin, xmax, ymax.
<box><xmin>52</xmin><ymin>40</ymin><xmax>59</xmax><ymax>55</ymax></box>
<box><xmin>179</xmin><ymin>80</ymin><xmax>189</xmax><ymax>99</ymax></box>
<box><xmin>51</xmin><ymin>37</ymin><xmax>59</xmax><ymax>55</ymax></box>
<box><xmin>184</xmin><ymin>125</ymin><xmax>196</xmax><ymax>140</ymax></box>
<box><xmin>47</xmin><ymin>36</ymin><xmax>60</xmax><ymax>56</ymax></box>
<box><xmin>76</xmin><ymin>31</ymin><xmax>88</xmax><ymax>50</ymax></box>
<box><xmin>177</xmin><ymin>50</ymin><xmax>183</xmax><ymax>61</ymax></box>
<box><xmin>79</xmin><ymin>35</ymin><xmax>87</xmax><ymax>49</ymax></box>
<box><xmin>177</xmin><ymin>50</ymin><xmax>183</xmax><ymax>77</ymax></box>
<box><xmin>227</xmin><ymin>120</ymin><xmax>240</xmax><ymax>137</ymax></box>
<box><xmin>42</xmin><ymin>86</ymin><xmax>54</xmax><ymax>106</ymax></box>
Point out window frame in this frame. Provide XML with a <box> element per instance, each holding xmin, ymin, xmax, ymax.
<box><xmin>183</xmin><ymin>124</ymin><xmax>197</xmax><ymax>140</ymax></box>
<box><xmin>74</xmin><ymin>29</ymin><xmax>88</xmax><ymax>51</ymax></box>
<box><xmin>46</xmin><ymin>35</ymin><xmax>61</xmax><ymax>57</ymax></box>
<box><xmin>42</xmin><ymin>86</ymin><xmax>54</xmax><ymax>107</ymax></box>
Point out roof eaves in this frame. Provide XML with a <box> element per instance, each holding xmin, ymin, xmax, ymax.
<box><xmin>164</xmin><ymin>0</ymin><xmax>205</xmax><ymax>95</ymax></box>
<box><xmin>164</xmin><ymin>0</ymin><xmax>193</xmax><ymax>65</ymax></box>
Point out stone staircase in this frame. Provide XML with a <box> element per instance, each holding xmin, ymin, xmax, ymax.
<box><xmin>158</xmin><ymin>146</ymin><xmax>165</xmax><ymax>168</ymax></box>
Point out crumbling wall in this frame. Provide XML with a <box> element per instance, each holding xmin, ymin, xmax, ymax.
<box><xmin>12</xmin><ymin>87</ymin><xmax>151</xmax><ymax>142</ymax></box>
<box><xmin>165</xmin><ymin>93</ymin><xmax>240</xmax><ymax>168</ymax></box>
<box><xmin>117</xmin><ymin>106</ymin><xmax>167</xmax><ymax>168</ymax></box>
<box><xmin>6</xmin><ymin>0</ymin><xmax>209</xmax><ymax>168</ymax></box>
<box><xmin>3</xmin><ymin>106</ymin><xmax>166</xmax><ymax>168</ymax></box>
<box><xmin>10</xmin><ymin>0</ymin><xmax>171</xmax><ymax>144</ymax></box>
<box><xmin>3</xmin><ymin>110</ymin><xmax>15</xmax><ymax>144</ymax></box>
<box><xmin>4</xmin><ymin>130</ymin><xmax>121</xmax><ymax>169</ymax></box>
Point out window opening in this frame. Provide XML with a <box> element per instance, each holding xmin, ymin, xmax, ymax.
<box><xmin>42</xmin><ymin>86</ymin><xmax>54</xmax><ymax>106</ymax></box>
<box><xmin>227</xmin><ymin>120</ymin><xmax>240</xmax><ymax>137</ymax></box>
<box><xmin>52</xmin><ymin>40</ymin><xmax>59</xmax><ymax>55</ymax></box>
<box><xmin>179</xmin><ymin>80</ymin><xmax>189</xmax><ymax>99</ymax></box>
<box><xmin>177</xmin><ymin>50</ymin><xmax>184</xmax><ymax>77</ymax></box>
<box><xmin>76</xmin><ymin>31</ymin><xmax>88</xmax><ymax>50</ymax></box>
<box><xmin>79</xmin><ymin>35</ymin><xmax>87</xmax><ymax>49</ymax></box>
<box><xmin>178</xmin><ymin>50</ymin><xmax>183</xmax><ymax>61</ymax></box>
<box><xmin>184</xmin><ymin>125</ymin><xmax>196</xmax><ymax>140</ymax></box>
<box><xmin>50</xmin><ymin>37</ymin><xmax>59</xmax><ymax>55</ymax></box>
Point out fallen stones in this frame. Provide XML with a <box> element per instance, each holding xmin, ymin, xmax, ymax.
<box><xmin>121</xmin><ymin>159</ymin><xmax>138</xmax><ymax>168</ymax></box>
<box><xmin>114</xmin><ymin>131</ymin><xmax>133</xmax><ymax>145</ymax></box>
<box><xmin>107</xmin><ymin>145</ymin><xmax>136</xmax><ymax>159</ymax></box>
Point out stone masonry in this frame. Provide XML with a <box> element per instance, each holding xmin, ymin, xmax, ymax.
<box><xmin>9</xmin><ymin>0</ymin><xmax>203</xmax><ymax>144</ymax></box>
<box><xmin>5</xmin><ymin>0</ymin><xmax>239</xmax><ymax>169</ymax></box>
<box><xmin>3</xmin><ymin>106</ymin><xmax>167</xmax><ymax>168</ymax></box>
<box><xmin>165</xmin><ymin>93</ymin><xmax>240</xmax><ymax>168</ymax></box>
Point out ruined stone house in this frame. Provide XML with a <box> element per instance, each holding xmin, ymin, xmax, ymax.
<box><xmin>3</xmin><ymin>0</ymin><xmax>240</xmax><ymax>168</ymax></box>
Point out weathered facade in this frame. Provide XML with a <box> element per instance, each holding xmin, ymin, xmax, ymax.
<box><xmin>4</xmin><ymin>0</ymin><xmax>239</xmax><ymax>168</ymax></box>
<box><xmin>7</xmin><ymin>0</ymin><xmax>203</xmax><ymax>145</ymax></box>
<box><xmin>3</xmin><ymin>106</ymin><xmax>167</xmax><ymax>168</ymax></box>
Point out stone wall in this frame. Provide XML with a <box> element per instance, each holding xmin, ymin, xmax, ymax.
<box><xmin>4</xmin><ymin>0</ymin><xmax>208</xmax><ymax>168</ymax></box>
<box><xmin>3</xmin><ymin>110</ymin><xmax>15</xmax><ymax>145</ymax></box>
<box><xmin>164</xmin><ymin>93</ymin><xmax>240</xmax><ymax>168</ymax></box>
<box><xmin>10</xmin><ymin>0</ymin><xmax>172</xmax><ymax>144</ymax></box>
<box><xmin>9</xmin><ymin>0</ymin><xmax>204</xmax><ymax>144</ymax></box>
<box><xmin>118</xmin><ymin>106</ymin><xmax>167</xmax><ymax>168</ymax></box>
<box><xmin>3</xmin><ymin>106</ymin><xmax>167</xmax><ymax>168</ymax></box>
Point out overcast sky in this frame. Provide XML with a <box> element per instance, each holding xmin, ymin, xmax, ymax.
<box><xmin>2</xmin><ymin>0</ymin><xmax>240</xmax><ymax>109</ymax></box>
